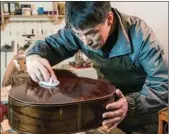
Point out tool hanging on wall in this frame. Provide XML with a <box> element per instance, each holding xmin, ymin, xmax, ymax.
<box><xmin>41</xmin><ymin>20</ymin><xmax>43</xmax><ymax>35</ymax></box>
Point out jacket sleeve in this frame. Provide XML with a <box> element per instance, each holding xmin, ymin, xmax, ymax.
<box><xmin>25</xmin><ymin>28</ymin><xmax>80</xmax><ymax>66</ymax></box>
<box><xmin>126</xmin><ymin>19</ymin><xmax>168</xmax><ymax>116</ymax></box>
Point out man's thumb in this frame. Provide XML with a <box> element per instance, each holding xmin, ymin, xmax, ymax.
<box><xmin>115</xmin><ymin>89</ymin><xmax>124</xmax><ymax>98</ymax></box>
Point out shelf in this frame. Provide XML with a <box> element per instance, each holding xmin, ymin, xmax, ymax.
<box><xmin>0</xmin><ymin>14</ymin><xmax>65</xmax><ymax>30</ymax></box>
<box><xmin>3</xmin><ymin>15</ymin><xmax>64</xmax><ymax>18</ymax></box>
<box><xmin>2</xmin><ymin>14</ymin><xmax>64</xmax><ymax>21</ymax></box>
<box><xmin>0</xmin><ymin>2</ymin><xmax>65</xmax><ymax>30</ymax></box>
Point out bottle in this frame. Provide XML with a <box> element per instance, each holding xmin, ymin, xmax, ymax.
<box><xmin>3</xmin><ymin>2</ymin><xmax>10</xmax><ymax>15</ymax></box>
<box><xmin>15</xmin><ymin>2</ymin><xmax>22</xmax><ymax>15</ymax></box>
<box><xmin>9</xmin><ymin>2</ymin><xmax>16</xmax><ymax>15</ymax></box>
<box><xmin>31</xmin><ymin>4</ymin><xmax>38</xmax><ymax>16</ymax></box>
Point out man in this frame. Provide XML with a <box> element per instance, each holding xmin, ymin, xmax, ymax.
<box><xmin>25</xmin><ymin>2</ymin><xmax>168</xmax><ymax>134</ymax></box>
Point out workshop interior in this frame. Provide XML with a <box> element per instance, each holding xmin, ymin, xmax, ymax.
<box><xmin>0</xmin><ymin>1</ymin><xmax>168</xmax><ymax>134</ymax></box>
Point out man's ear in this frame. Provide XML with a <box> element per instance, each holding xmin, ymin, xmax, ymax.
<box><xmin>106</xmin><ymin>12</ymin><xmax>114</xmax><ymax>26</ymax></box>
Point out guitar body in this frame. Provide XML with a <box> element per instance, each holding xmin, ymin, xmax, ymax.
<box><xmin>8</xmin><ymin>70</ymin><xmax>115</xmax><ymax>134</ymax></box>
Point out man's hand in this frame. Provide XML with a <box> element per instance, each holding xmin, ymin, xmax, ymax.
<box><xmin>102</xmin><ymin>89</ymin><xmax>128</xmax><ymax>133</ymax></box>
<box><xmin>26</xmin><ymin>55</ymin><xmax>57</xmax><ymax>82</ymax></box>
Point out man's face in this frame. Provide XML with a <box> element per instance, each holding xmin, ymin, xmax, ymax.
<box><xmin>72</xmin><ymin>14</ymin><xmax>112</xmax><ymax>50</ymax></box>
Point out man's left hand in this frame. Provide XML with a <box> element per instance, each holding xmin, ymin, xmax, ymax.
<box><xmin>102</xmin><ymin>89</ymin><xmax>128</xmax><ymax>133</ymax></box>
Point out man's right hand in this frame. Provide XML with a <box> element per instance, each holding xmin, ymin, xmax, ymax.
<box><xmin>26</xmin><ymin>55</ymin><xmax>57</xmax><ymax>82</ymax></box>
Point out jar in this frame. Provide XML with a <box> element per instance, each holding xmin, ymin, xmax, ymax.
<box><xmin>31</xmin><ymin>4</ymin><xmax>38</xmax><ymax>16</ymax></box>
<box><xmin>22</xmin><ymin>8</ymin><xmax>31</xmax><ymax>16</ymax></box>
<box><xmin>32</xmin><ymin>9</ymin><xmax>38</xmax><ymax>16</ymax></box>
<box><xmin>3</xmin><ymin>2</ymin><xmax>10</xmax><ymax>15</ymax></box>
<box><xmin>9</xmin><ymin>2</ymin><xmax>16</xmax><ymax>15</ymax></box>
<box><xmin>21</xmin><ymin>4</ymin><xmax>31</xmax><ymax>16</ymax></box>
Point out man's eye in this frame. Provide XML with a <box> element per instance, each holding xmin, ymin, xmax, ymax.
<box><xmin>89</xmin><ymin>33</ymin><xmax>95</xmax><ymax>36</ymax></box>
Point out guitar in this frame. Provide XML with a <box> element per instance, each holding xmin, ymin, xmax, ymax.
<box><xmin>8</xmin><ymin>69</ymin><xmax>115</xmax><ymax>134</ymax></box>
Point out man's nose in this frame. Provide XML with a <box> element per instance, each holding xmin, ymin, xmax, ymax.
<box><xmin>81</xmin><ymin>35</ymin><xmax>87</xmax><ymax>44</ymax></box>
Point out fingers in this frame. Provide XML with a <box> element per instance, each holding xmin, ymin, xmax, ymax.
<box><xmin>102</xmin><ymin>114</ymin><xmax>122</xmax><ymax>133</ymax></box>
<box><xmin>27</xmin><ymin>57</ymin><xmax>57</xmax><ymax>82</ymax></box>
<box><xmin>102</xmin><ymin>109</ymin><xmax>123</xmax><ymax>119</ymax></box>
<box><xmin>30</xmin><ymin>72</ymin><xmax>39</xmax><ymax>82</ymax></box>
<box><xmin>106</xmin><ymin>92</ymin><xmax>126</xmax><ymax>110</ymax></box>
<box><xmin>116</xmin><ymin>89</ymin><xmax>124</xmax><ymax>98</ymax></box>
<box><xmin>106</xmin><ymin>122</ymin><xmax>119</xmax><ymax>133</ymax></box>
<box><xmin>102</xmin><ymin>116</ymin><xmax>121</xmax><ymax>126</ymax></box>
<box><xmin>102</xmin><ymin>89</ymin><xmax>128</xmax><ymax>133</ymax></box>
<box><xmin>34</xmin><ymin>69</ymin><xmax>44</xmax><ymax>81</ymax></box>
<box><xmin>37</xmin><ymin>64</ymin><xmax>50</xmax><ymax>81</ymax></box>
<box><xmin>42</xmin><ymin>60</ymin><xmax>57</xmax><ymax>82</ymax></box>
<box><xmin>106</xmin><ymin>100</ymin><xmax>123</xmax><ymax>110</ymax></box>
<box><xmin>102</xmin><ymin>123</ymin><xmax>111</xmax><ymax>130</ymax></box>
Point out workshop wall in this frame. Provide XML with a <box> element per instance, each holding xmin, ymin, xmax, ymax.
<box><xmin>111</xmin><ymin>2</ymin><xmax>168</xmax><ymax>55</ymax></box>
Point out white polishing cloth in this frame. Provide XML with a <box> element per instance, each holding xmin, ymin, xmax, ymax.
<box><xmin>39</xmin><ymin>78</ymin><xmax>60</xmax><ymax>87</ymax></box>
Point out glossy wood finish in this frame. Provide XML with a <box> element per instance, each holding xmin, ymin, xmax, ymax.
<box><xmin>8</xmin><ymin>70</ymin><xmax>116</xmax><ymax>134</ymax></box>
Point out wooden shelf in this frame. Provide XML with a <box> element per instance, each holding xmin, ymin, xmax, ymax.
<box><xmin>0</xmin><ymin>2</ymin><xmax>65</xmax><ymax>30</ymax></box>
<box><xmin>0</xmin><ymin>14</ymin><xmax>64</xmax><ymax>30</ymax></box>
<box><xmin>2</xmin><ymin>14</ymin><xmax>64</xmax><ymax>22</ymax></box>
<box><xmin>3</xmin><ymin>15</ymin><xmax>64</xmax><ymax>18</ymax></box>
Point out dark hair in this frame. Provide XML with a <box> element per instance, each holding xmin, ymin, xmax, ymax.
<box><xmin>65</xmin><ymin>1</ymin><xmax>112</xmax><ymax>30</ymax></box>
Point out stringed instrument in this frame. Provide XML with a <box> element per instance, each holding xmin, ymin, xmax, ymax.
<box><xmin>8</xmin><ymin>69</ymin><xmax>116</xmax><ymax>134</ymax></box>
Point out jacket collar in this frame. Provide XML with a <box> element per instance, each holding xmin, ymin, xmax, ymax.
<box><xmin>108</xmin><ymin>8</ymin><xmax>132</xmax><ymax>58</ymax></box>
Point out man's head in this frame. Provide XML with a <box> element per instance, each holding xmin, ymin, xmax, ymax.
<box><xmin>65</xmin><ymin>2</ymin><xmax>114</xmax><ymax>50</ymax></box>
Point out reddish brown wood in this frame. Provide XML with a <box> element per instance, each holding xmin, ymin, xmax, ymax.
<box><xmin>8</xmin><ymin>70</ymin><xmax>116</xmax><ymax>134</ymax></box>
